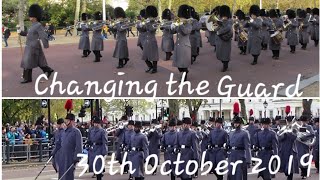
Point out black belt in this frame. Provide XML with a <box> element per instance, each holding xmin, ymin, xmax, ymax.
<box><xmin>231</xmin><ymin>147</ymin><xmax>245</xmax><ymax>150</ymax></box>
<box><xmin>131</xmin><ymin>147</ymin><xmax>143</xmax><ymax>151</ymax></box>
<box><xmin>93</xmin><ymin>142</ymin><xmax>103</xmax><ymax>145</ymax></box>
<box><xmin>165</xmin><ymin>145</ymin><xmax>174</xmax><ymax>148</ymax></box>
<box><xmin>180</xmin><ymin>145</ymin><xmax>191</xmax><ymax>149</ymax></box>
<box><xmin>208</xmin><ymin>144</ymin><xmax>223</xmax><ymax>149</ymax></box>
<box><xmin>259</xmin><ymin>147</ymin><xmax>272</xmax><ymax>151</ymax></box>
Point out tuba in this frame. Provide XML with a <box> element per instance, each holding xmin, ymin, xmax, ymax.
<box><xmin>200</xmin><ymin>13</ymin><xmax>220</xmax><ymax>31</ymax></box>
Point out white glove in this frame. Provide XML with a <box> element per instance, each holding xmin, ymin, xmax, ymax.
<box><xmin>119</xmin><ymin>125</ymin><xmax>124</xmax><ymax>129</ymax></box>
<box><xmin>17</xmin><ymin>29</ymin><xmax>21</xmax><ymax>34</ymax></box>
<box><xmin>250</xmin><ymin>18</ymin><xmax>254</xmax><ymax>23</ymax></box>
<box><xmin>171</xmin><ymin>23</ymin><xmax>176</xmax><ymax>30</ymax></box>
<box><xmin>150</xmin><ymin>128</ymin><xmax>155</xmax><ymax>132</ymax></box>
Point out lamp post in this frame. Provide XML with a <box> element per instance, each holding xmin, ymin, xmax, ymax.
<box><xmin>263</xmin><ymin>100</ymin><xmax>268</xmax><ymax>118</ymax></box>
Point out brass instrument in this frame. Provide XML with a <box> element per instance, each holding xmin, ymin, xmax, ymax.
<box><xmin>152</xmin><ymin>20</ymin><xmax>173</xmax><ymax>28</ymax></box>
<box><xmin>106</xmin><ymin>121</ymin><xmax>128</xmax><ymax>133</ymax></box>
<box><xmin>270</xmin><ymin>22</ymin><xmax>284</xmax><ymax>44</ymax></box>
<box><xmin>283</xmin><ymin>19</ymin><xmax>292</xmax><ymax>31</ymax></box>
<box><xmin>200</xmin><ymin>13</ymin><xmax>221</xmax><ymax>31</ymax></box>
<box><xmin>234</xmin><ymin>20</ymin><xmax>248</xmax><ymax>42</ymax></box>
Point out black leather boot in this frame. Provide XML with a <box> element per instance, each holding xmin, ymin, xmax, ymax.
<box><xmin>222</xmin><ymin>62</ymin><xmax>228</xmax><ymax>72</ymax></box>
<box><xmin>251</xmin><ymin>55</ymin><xmax>258</xmax><ymax>65</ymax></box>
<box><xmin>21</xmin><ymin>69</ymin><xmax>32</xmax><ymax>84</ymax></box>
<box><xmin>145</xmin><ymin>60</ymin><xmax>153</xmax><ymax>73</ymax></box>
<box><xmin>117</xmin><ymin>59</ymin><xmax>124</xmax><ymax>69</ymax></box>
<box><xmin>40</xmin><ymin>66</ymin><xmax>54</xmax><ymax>78</ymax></box>
<box><xmin>151</xmin><ymin>61</ymin><xmax>157</xmax><ymax>74</ymax></box>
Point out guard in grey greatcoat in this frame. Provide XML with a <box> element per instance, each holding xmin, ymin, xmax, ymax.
<box><xmin>112</xmin><ymin>7</ymin><xmax>130</xmax><ymax>69</ymax></box>
<box><xmin>88</xmin><ymin>116</ymin><xmax>108</xmax><ymax>180</ymax></box>
<box><xmin>227</xmin><ymin>116</ymin><xmax>251</xmax><ymax>180</ymax></box>
<box><xmin>115</xmin><ymin>116</ymin><xmax>128</xmax><ymax>162</ymax></box>
<box><xmin>254</xmin><ymin>118</ymin><xmax>279</xmax><ymax>180</ymax></box>
<box><xmin>271</xmin><ymin>115</ymin><xmax>282</xmax><ymax>133</ymax></box>
<box><xmin>268</xmin><ymin>9</ymin><xmax>283</xmax><ymax>59</ymax></box>
<box><xmin>245</xmin><ymin>5</ymin><xmax>262</xmax><ymax>65</ymax></box>
<box><xmin>191</xmin><ymin>121</ymin><xmax>202</xmax><ymax>178</ymax></box>
<box><xmin>199</xmin><ymin>120</ymin><xmax>211</xmax><ymax>173</ymax></box>
<box><xmin>298</xmin><ymin>10</ymin><xmax>310</xmax><ymax>50</ymax></box>
<box><xmin>91</xmin><ymin>12</ymin><xmax>104</xmax><ymax>62</ymax></box>
<box><xmin>161</xmin><ymin>9</ymin><xmax>174</xmax><ymax>61</ymax></box>
<box><xmin>285</xmin><ymin>10</ymin><xmax>299</xmax><ymax>53</ymax></box>
<box><xmin>18</xmin><ymin>4</ymin><xmax>54</xmax><ymax>84</ymax></box>
<box><xmin>190</xmin><ymin>8</ymin><xmax>202</xmax><ymax>64</ymax></box>
<box><xmin>147</xmin><ymin>119</ymin><xmax>162</xmax><ymax>175</ymax></box>
<box><xmin>215</xmin><ymin>5</ymin><xmax>233</xmax><ymax>72</ymax></box>
<box><xmin>296</xmin><ymin>115</ymin><xmax>315</xmax><ymax>179</ymax></box>
<box><xmin>310</xmin><ymin>8</ymin><xmax>319</xmax><ymax>47</ymax></box>
<box><xmin>260</xmin><ymin>9</ymin><xmax>271</xmax><ymax>50</ymax></box>
<box><xmin>51</xmin><ymin>118</ymin><xmax>65</xmax><ymax>172</ymax></box>
<box><xmin>278</xmin><ymin>116</ymin><xmax>299</xmax><ymax>180</ymax></box>
<box><xmin>312</xmin><ymin>117</ymin><xmax>319</xmax><ymax>173</ymax></box>
<box><xmin>128</xmin><ymin>121</ymin><xmax>149</xmax><ymax>180</ymax></box>
<box><xmin>208</xmin><ymin>118</ymin><xmax>228</xmax><ymax>180</ymax></box>
<box><xmin>78</xmin><ymin>13</ymin><xmax>91</xmax><ymax>58</ymax></box>
<box><xmin>52</xmin><ymin>113</ymin><xmax>83</xmax><ymax>180</ymax></box>
<box><xmin>119</xmin><ymin>120</ymin><xmax>135</xmax><ymax>178</ymax></box>
<box><xmin>137</xmin><ymin>9</ymin><xmax>147</xmax><ymax>50</ymax></box>
<box><xmin>246</xmin><ymin>117</ymin><xmax>259</xmax><ymax>164</ymax></box>
<box><xmin>161</xmin><ymin>119</ymin><xmax>178</xmax><ymax>180</ymax></box>
<box><xmin>194</xmin><ymin>12</ymin><xmax>202</xmax><ymax>56</ymax></box>
<box><xmin>175</xmin><ymin>117</ymin><xmax>200</xmax><ymax>180</ymax></box>
<box><xmin>172</xmin><ymin>5</ymin><xmax>193</xmax><ymax>82</ymax></box>
<box><xmin>143</xmin><ymin>6</ymin><xmax>159</xmax><ymax>74</ymax></box>
<box><xmin>234</xmin><ymin>10</ymin><xmax>248</xmax><ymax>55</ymax></box>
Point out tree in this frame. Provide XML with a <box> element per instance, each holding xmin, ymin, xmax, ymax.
<box><xmin>185</xmin><ymin>99</ymin><xmax>205</xmax><ymax>120</ymax></box>
<box><xmin>302</xmin><ymin>99</ymin><xmax>313</xmax><ymax>119</ymax></box>
<box><xmin>168</xmin><ymin>99</ymin><xmax>180</xmax><ymax>118</ymax></box>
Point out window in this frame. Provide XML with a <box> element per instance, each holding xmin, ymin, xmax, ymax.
<box><xmin>269</xmin><ymin>110</ymin><xmax>273</xmax><ymax>118</ymax></box>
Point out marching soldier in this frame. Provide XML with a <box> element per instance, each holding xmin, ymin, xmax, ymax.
<box><xmin>115</xmin><ymin>116</ymin><xmax>128</xmax><ymax>163</ymax></box>
<box><xmin>260</xmin><ymin>9</ymin><xmax>271</xmax><ymax>50</ymax></box>
<box><xmin>200</xmin><ymin>119</ymin><xmax>212</xmax><ymax>173</ymax></box>
<box><xmin>234</xmin><ymin>10</ymin><xmax>248</xmax><ymax>55</ymax></box>
<box><xmin>172</xmin><ymin>4</ymin><xmax>193</xmax><ymax>82</ymax></box>
<box><xmin>207</xmin><ymin>117</ymin><xmax>228</xmax><ymax>180</ymax></box>
<box><xmin>310</xmin><ymin>8</ymin><xmax>319</xmax><ymax>47</ymax></box>
<box><xmin>246</xmin><ymin>116</ymin><xmax>259</xmax><ymax>165</ymax></box>
<box><xmin>215</xmin><ymin>5</ymin><xmax>233</xmax><ymax>72</ymax></box>
<box><xmin>79</xmin><ymin>13</ymin><xmax>91</xmax><ymax>58</ymax></box>
<box><xmin>313</xmin><ymin>117</ymin><xmax>319</xmax><ymax>173</ymax></box>
<box><xmin>91</xmin><ymin>12</ymin><xmax>104</xmax><ymax>62</ymax></box>
<box><xmin>285</xmin><ymin>9</ymin><xmax>299</xmax><ymax>53</ymax></box>
<box><xmin>298</xmin><ymin>10</ymin><xmax>310</xmax><ymax>50</ymax></box>
<box><xmin>208</xmin><ymin>6</ymin><xmax>220</xmax><ymax>51</ymax></box>
<box><xmin>177</xmin><ymin>120</ymin><xmax>183</xmax><ymax>132</ymax></box>
<box><xmin>52</xmin><ymin>113</ymin><xmax>83</xmax><ymax>180</ymax></box>
<box><xmin>112</xmin><ymin>7</ymin><xmax>130</xmax><ymax>69</ymax></box>
<box><xmin>271</xmin><ymin>115</ymin><xmax>282</xmax><ymax>133</ymax></box>
<box><xmin>296</xmin><ymin>115</ymin><xmax>315</xmax><ymax>179</ymax></box>
<box><xmin>190</xmin><ymin>8</ymin><xmax>202</xmax><ymax>64</ymax></box>
<box><xmin>227</xmin><ymin>116</ymin><xmax>251</xmax><ymax>180</ymax></box>
<box><xmin>147</xmin><ymin>119</ymin><xmax>162</xmax><ymax>175</ymax></box>
<box><xmin>161</xmin><ymin>119</ymin><xmax>178</xmax><ymax>180</ymax></box>
<box><xmin>268</xmin><ymin>9</ymin><xmax>283</xmax><ymax>60</ymax></box>
<box><xmin>143</xmin><ymin>6</ymin><xmax>160</xmax><ymax>74</ymax></box>
<box><xmin>175</xmin><ymin>117</ymin><xmax>200</xmax><ymax>180</ymax></box>
<box><xmin>191</xmin><ymin>121</ymin><xmax>202</xmax><ymax>178</ymax></box>
<box><xmin>88</xmin><ymin>116</ymin><xmax>108</xmax><ymax>180</ymax></box>
<box><xmin>119</xmin><ymin>120</ymin><xmax>135</xmax><ymax>178</ymax></box>
<box><xmin>137</xmin><ymin>9</ymin><xmax>146</xmax><ymax>50</ymax></box>
<box><xmin>129</xmin><ymin>121</ymin><xmax>149</xmax><ymax>180</ymax></box>
<box><xmin>278</xmin><ymin>116</ymin><xmax>299</xmax><ymax>180</ymax></box>
<box><xmin>18</xmin><ymin>4</ymin><xmax>54</xmax><ymax>84</ymax></box>
<box><xmin>245</xmin><ymin>5</ymin><xmax>262</xmax><ymax>65</ymax></box>
<box><xmin>254</xmin><ymin>118</ymin><xmax>279</xmax><ymax>180</ymax></box>
<box><xmin>161</xmin><ymin>9</ymin><xmax>174</xmax><ymax>61</ymax></box>
<box><xmin>51</xmin><ymin>118</ymin><xmax>65</xmax><ymax>172</ymax></box>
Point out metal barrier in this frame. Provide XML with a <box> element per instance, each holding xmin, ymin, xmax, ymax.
<box><xmin>2</xmin><ymin>136</ymin><xmax>117</xmax><ymax>164</ymax></box>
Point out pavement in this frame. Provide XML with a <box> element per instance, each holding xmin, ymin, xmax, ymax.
<box><xmin>2</xmin><ymin>32</ymin><xmax>319</xmax><ymax>97</ymax></box>
<box><xmin>2</xmin><ymin>162</ymin><xmax>319</xmax><ymax>180</ymax></box>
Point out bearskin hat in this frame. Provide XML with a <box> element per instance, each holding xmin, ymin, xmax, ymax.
<box><xmin>287</xmin><ymin>9</ymin><xmax>296</xmax><ymax>19</ymax></box>
<box><xmin>312</xmin><ymin>8</ymin><xmax>319</xmax><ymax>16</ymax></box>
<box><xmin>260</xmin><ymin>118</ymin><xmax>271</xmax><ymax>124</ymax></box>
<box><xmin>219</xmin><ymin>5</ymin><xmax>231</xmax><ymax>18</ymax></box>
<box><xmin>238</xmin><ymin>11</ymin><xmax>246</xmax><ymax>20</ymax></box>
<box><xmin>276</xmin><ymin>9</ymin><xmax>281</xmax><ymax>17</ymax></box>
<box><xmin>134</xmin><ymin>121</ymin><xmax>142</xmax><ymax>128</ymax></box>
<box><xmin>214</xmin><ymin>6</ymin><xmax>220</xmax><ymax>15</ymax></box>
<box><xmin>94</xmin><ymin>11</ymin><xmax>102</xmax><ymax>20</ymax></box>
<box><xmin>200</xmin><ymin>120</ymin><xmax>206</xmax><ymax>125</ymax></box>
<box><xmin>65</xmin><ymin>113</ymin><xmax>75</xmax><ymax>121</ymax></box>
<box><xmin>275</xmin><ymin>115</ymin><xmax>282</xmax><ymax>120</ymax></box>
<box><xmin>140</xmin><ymin>9</ymin><xmax>146</xmax><ymax>18</ymax></box>
<box><xmin>57</xmin><ymin>118</ymin><xmax>64</xmax><ymax>125</ymax></box>
<box><xmin>249</xmin><ymin>117</ymin><xmax>255</xmax><ymax>121</ymax></box>
<box><xmin>233</xmin><ymin>116</ymin><xmax>243</xmax><ymax>124</ymax></box>
<box><xmin>169</xmin><ymin>119</ymin><xmax>177</xmax><ymax>127</ymax></box>
<box><xmin>146</xmin><ymin>5</ymin><xmax>158</xmax><ymax>18</ymax></box>
<box><xmin>178</xmin><ymin>4</ymin><xmax>191</xmax><ymax>19</ymax></box>
<box><xmin>260</xmin><ymin>9</ymin><xmax>266</xmax><ymax>17</ymax></box>
<box><xmin>306</xmin><ymin>7</ymin><xmax>312</xmax><ymax>14</ymax></box>
<box><xmin>128</xmin><ymin>120</ymin><xmax>134</xmax><ymax>126</ymax></box>
<box><xmin>235</xmin><ymin>9</ymin><xmax>243</xmax><ymax>17</ymax></box>
<box><xmin>190</xmin><ymin>6</ymin><xmax>196</xmax><ymax>18</ymax></box>
<box><xmin>29</xmin><ymin>4</ymin><xmax>43</xmax><ymax>21</ymax></box>
<box><xmin>162</xmin><ymin>9</ymin><xmax>171</xmax><ymax>20</ymax></box>
<box><xmin>298</xmin><ymin>9</ymin><xmax>307</xmax><ymax>18</ymax></box>
<box><xmin>151</xmin><ymin>118</ymin><xmax>158</xmax><ymax>124</ymax></box>
<box><xmin>249</xmin><ymin>5</ymin><xmax>260</xmax><ymax>16</ymax></box>
<box><xmin>192</xmin><ymin>121</ymin><xmax>199</xmax><ymax>127</ymax></box>
<box><xmin>314</xmin><ymin>117</ymin><xmax>319</xmax><ymax>123</ymax></box>
<box><xmin>81</xmin><ymin>13</ymin><xmax>88</xmax><ymax>21</ymax></box>
<box><xmin>182</xmin><ymin>117</ymin><xmax>192</xmax><ymax>124</ymax></box>
<box><xmin>209</xmin><ymin>117</ymin><xmax>215</xmax><ymax>122</ymax></box>
<box><xmin>269</xmin><ymin>9</ymin><xmax>278</xmax><ymax>18</ymax></box>
<box><xmin>215</xmin><ymin>117</ymin><xmax>223</xmax><ymax>124</ymax></box>
<box><xmin>92</xmin><ymin>116</ymin><xmax>101</xmax><ymax>123</ymax></box>
<box><xmin>114</xmin><ymin>7</ymin><xmax>126</xmax><ymax>19</ymax></box>
<box><xmin>177</xmin><ymin>120</ymin><xmax>183</xmax><ymax>126</ymax></box>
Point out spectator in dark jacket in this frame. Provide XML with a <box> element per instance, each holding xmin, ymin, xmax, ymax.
<box><xmin>3</xmin><ymin>26</ymin><xmax>10</xmax><ymax>47</ymax></box>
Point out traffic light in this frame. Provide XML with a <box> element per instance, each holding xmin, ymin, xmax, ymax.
<box><xmin>78</xmin><ymin>105</ymin><xmax>86</xmax><ymax>117</ymax></box>
<box><xmin>125</xmin><ymin>106</ymin><xmax>133</xmax><ymax>117</ymax></box>
<box><xmin>164</xmin><ymin>108</ymin><xmax>170</xmax><ymax>117</ymax></box>
<box><xmin>41</xmin><ymin>99</ymin><xmax>48</xmax><ymax>108</ymax></box>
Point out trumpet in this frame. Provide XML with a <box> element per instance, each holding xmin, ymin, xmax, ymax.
<box><xmin>152</xmin><ymin>20</ymin><xmax>173</xmax><ymax>28</ymax></box>
<box><xmin>106</xmin><ymin>121</ymin><xmax>128</xmax><ymax>133</ymax></box>
<box><xmin>120</xmin><ymin>22</ymin><xmax>136</xmax><ymax>29</ymax></box>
